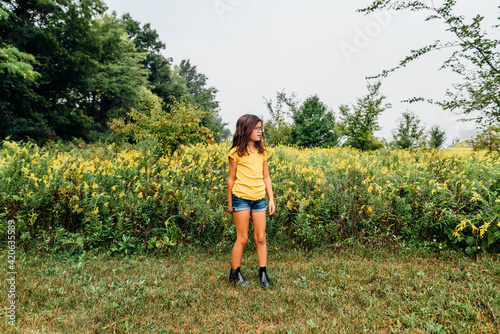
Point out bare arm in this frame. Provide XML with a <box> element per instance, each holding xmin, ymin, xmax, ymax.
<box><xmin>263</xmin><ymin>161</ymin><xmax>275</xmax><ymax>215</ymax></box>
<box><xmin>227</xmin><ymin>157</ymin><xmax>237</xmax><ymax>213</ymax></box>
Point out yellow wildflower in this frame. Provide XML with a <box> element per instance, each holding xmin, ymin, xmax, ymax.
<box><xmin>456</xmin><ymin>220</ymin><xmax>468</xmax><ymax>232</ymax></box>
<box><xmin>470</xmin><ymin>223</ymin><xmax>479</xmax><ymax>234</ymax></box>
<box><xmin>470</xmin><ymin>192</ymin><xmax>483</xmax><ymax>202</ymax></box>
<box><xmin>479</xmin><ymin>223</ymin><xmax>490</xmax><ymax>237</ymax></box>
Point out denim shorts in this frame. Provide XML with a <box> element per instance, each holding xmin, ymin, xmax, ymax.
<box><xmin>232</xmin><ymin>194</ymin><xmax>267</xmax><ymax>212</ymax></box>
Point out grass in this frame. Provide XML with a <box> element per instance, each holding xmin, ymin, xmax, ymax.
<box><xmin>1</xmin><ymin>244</ymin><xmax>499</xmax><ymax>333</ymax></box>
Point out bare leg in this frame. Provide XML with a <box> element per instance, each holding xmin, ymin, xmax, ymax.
<box><xmin>252</xmin><ymin>211</ymin><xmax>267</xmax><ymax>267</ymax></box>
<box><xmin>231</xmin><ymin>210</ymin><xmax>250</xmax><ymax>269</ymax></box>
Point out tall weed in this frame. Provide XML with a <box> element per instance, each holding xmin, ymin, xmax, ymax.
<box><xmin>0</xmin><ymin>141</ymin><xmax>499</xmax><ymax>254</ymax></box>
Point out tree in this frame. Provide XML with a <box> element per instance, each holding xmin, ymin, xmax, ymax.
<box><xmin>1</xmin><ymin>0</ymin><xmax>100</xmax><ymax>141</ymax></box>
<box><xmin>120</xmin><ymin>15</ymin><xmax>229</xmax><ymax>144</ymax></box>
<box><xmin>391</xmin><ymin>111</ymin><xmax>425</xmax><ymax>149</ymax></box>
<box><xmin>178</xmin><ymin>59</ymin><xmax>218</xmax><ymax>111</ymax></box>
<box><xmin>0</xmin><ymin>0</ymin><xmax>148</xmax><ymax>142</ymax></box>
<box><xmin>87</xmin><ymin>16</ymin><xmax>149</xmax><ymax>134</ymax></box>
<box><xmin>177</xmin><ymin>59</ymin><xmax>230</xmax><ymax>142</ymax></box>
<box><xmin>429</xmin><ymin>125</ymin><xmax>447</xmax><ymax>149</ymax></box>
<box><xmin>109</xmin><ymin>87</ymin><xmax>213</xmax><ymax>157</ymax></box>
<box><xmin>263</xmin><ymin>90</ymin><xmax>298</xmax><ymax>146</ymax></box>
<box><xmin>119</xmin><ymin>13</ymin><xmax>188</xmax><ymax>108</ymax></box>
<box><xmin>470</xmin><ymin>126</ymin><xmax>500</xmax><ymax>153</ymax></box>
<box><xmin>339</xmin><ymin>81</ymin><xmax>391</xmax><ymax>151</ymax></box>
<box><xmin>291</xmin><ymin>95</ymin><xmax>339</xmax><ymax>148</ymax></box>
<box><xmin>0</xmin><ymin>44</ymin><xmax>43</xmax><ymax>140</ymax></box>
<box><xmin>359</xmin><ymin>1</ymin><xmax>500</xmax><ymax>128</ymax></box>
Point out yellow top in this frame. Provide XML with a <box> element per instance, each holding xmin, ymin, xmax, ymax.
<box><xmin>229</xmin><ymin>147</ymin><xmax>268</xmax><ymax>200</ymax></box>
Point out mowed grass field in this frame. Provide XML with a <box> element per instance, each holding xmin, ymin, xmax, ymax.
<box><xmin>1</xmin><ymin>245</ymin><xmax>499</xmax><ymax>333</ymax></box>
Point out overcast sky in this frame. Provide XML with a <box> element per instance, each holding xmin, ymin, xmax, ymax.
<box><xmin>104</xmin><ymin>0</ymin><xmax>498</xmax><ymax>145</ymax></box>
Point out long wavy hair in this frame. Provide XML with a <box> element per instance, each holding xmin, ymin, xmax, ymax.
<box><xmin>231</xmin><ymin>114</ymin><xmax>266</xmax><ymax>157</ymax></box>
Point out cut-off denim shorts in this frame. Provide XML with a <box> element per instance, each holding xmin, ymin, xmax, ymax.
<box><xmin>232</xmin><ymin>194</ymin><xmax>267</xmax><ymax>212</ymax></box>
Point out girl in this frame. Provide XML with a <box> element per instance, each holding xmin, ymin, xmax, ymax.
<box><xmin>227</xmin><ymin>114</ymin><xmax>275</xmax><ymax>288</ymax></box>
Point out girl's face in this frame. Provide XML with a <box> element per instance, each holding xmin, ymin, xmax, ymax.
<box><xmin>249</xmin><ymin>121</ymin><xmax>263</xmax><ymax>143</ymax></box>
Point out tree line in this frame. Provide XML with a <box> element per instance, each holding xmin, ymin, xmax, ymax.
<box><xmin>358</xmin><ymin>0</ymin><xmax>499</xmax><ymax>152</ymax></box>
<box><xmin>0</xmin><ymin>0</ymin><xmax>230</xmax><ymax>148</ymax></box>
<box><xmin>264</xmin><ymin>82</ymin><xmax>447</xmax><ymax>151</ymax></box>
<box><xmin>1</xmin><ymin>0</ymin><xmax>498</xmax><ymax>153</ymax></box>
<box><xmin>265</xmin><ymin>0</ymin><xmax>499</xmax><ymax>152</ymax></box>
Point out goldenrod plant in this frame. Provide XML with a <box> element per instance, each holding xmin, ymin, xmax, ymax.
<box><xmin>0</xmin><ymin>141</ymin><xmax>499</xmax><ymax>255</ymax></box>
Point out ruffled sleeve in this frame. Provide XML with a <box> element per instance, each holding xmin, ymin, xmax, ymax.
<box><xmin>228</xmin><ymin>147</ymin><xmax>239</xmax><ymax>162</ymax></box>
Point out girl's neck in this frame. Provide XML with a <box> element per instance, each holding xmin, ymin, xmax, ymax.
<box><xmin>247</xmin><ymin>142</ymin><xmax>257</xmax><ymax>151</ymax></box>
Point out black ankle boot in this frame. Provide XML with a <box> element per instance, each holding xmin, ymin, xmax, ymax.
<box><xmin>259</xmin><ymin>267</ymin><xmax>271</xmax><ymax>289</ymax></box>
<box><xmin>229</xmin><ymin>267</ymin><xmax>251</xmax><ymax>286</ymax></box>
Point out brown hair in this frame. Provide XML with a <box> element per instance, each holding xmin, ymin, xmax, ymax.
<box><xmin>230</xmin><ymin>114</ymin><xmax>266</xmax><ymax>157</ymax></box>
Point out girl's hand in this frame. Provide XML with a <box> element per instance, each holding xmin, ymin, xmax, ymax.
<box><xmin>268</xmin><ymin>199</ymin><xmax>275</xmax><ymax>215</ymax></box>
<box><xmin>228</xmin><ymin>202</ymin><xmax>233</xmax><ymax>214</ymax></box>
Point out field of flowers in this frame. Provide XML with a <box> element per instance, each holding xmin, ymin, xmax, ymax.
<box><xmin>0</xmin><ymin>139</ymin><xmax>499</xmax><ymax>255</ymax></box>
